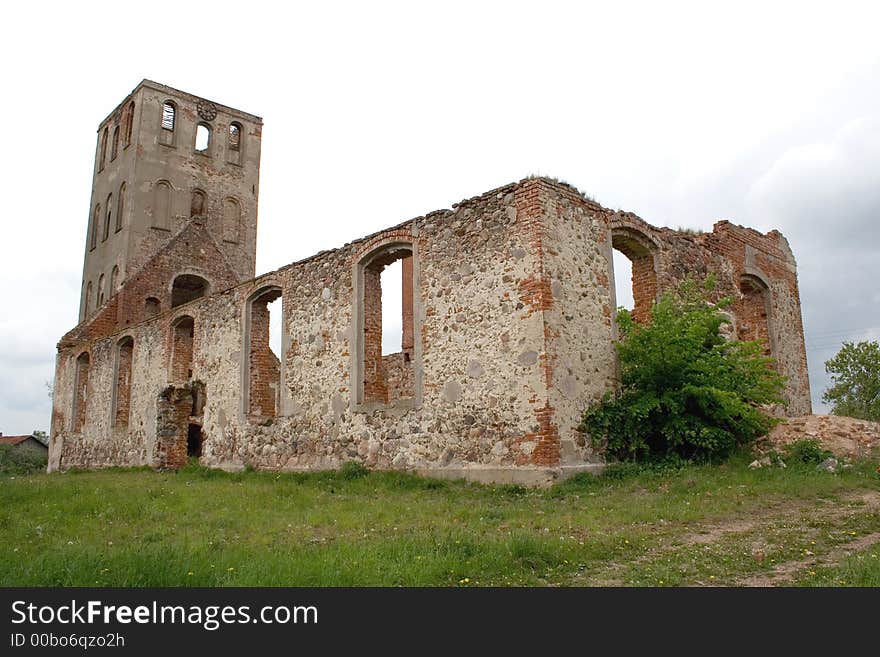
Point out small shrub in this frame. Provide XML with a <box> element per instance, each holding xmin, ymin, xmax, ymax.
<box><xmin>580</xmin><ymin>277</ymin><xmax>785</xmax><ymax>462</ymax></box>
<box><xmin>783</xmin><ymin>439</ymin><xmax>833</xmax><ymax>465</ymax></box>
<box><xmin>338</xmin><ymin>461</ymin><xmax>369</xmax><ymax>480</ymax></box>
<box><xmin>0</xmin><ymin>445</ymin><xmax>47</xmax><ymax>475</ymax></box>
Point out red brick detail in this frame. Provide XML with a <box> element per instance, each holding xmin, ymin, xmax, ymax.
<box><xmin>155</xmin><ymin>385</ymin><xmax>192</xmax><ymax>469</ymax></box>
<box><xmin>401</xmin><ymin>255</ymin><xmax>414</xmax><ymax>356</ymax></box>
<box><xmin>612</xmin><ymin>229</ymin><xmax>658</xmax><ymax>324</ymax></box>
<box><xmin>114</xmin><ymin>338</ymin><xmax>133</xmax><ymax>427</ymax></box>
<box><xmin>514</xmin><ymin>179</ymin><xmax>561</xmax><ymax>466</ymax></box>
<box><xmin>362</xmin><ymin>264</ymin><xmax>387</xmax><ymax>403</ymax></box>
<box><xmin>248</xmin><ymin>288</ymin><xmax>282</xmax><ymax>418</ymax></box>
<box><xmin>530</xmin><ymin>403</ymin><xmax>561</xmax><ymax>466</ymax></box>
<box><xmin>735</xmin><ymin>277</ymin><xmax>771</xmax><ymax>356</ymax></box>
<box><xmin>170</xmin><ymin>317</ymin><xmax>194</xmax><ymax>382</ymax></box>
<box><xmin>72</xmin><ymin>352</ymin><xmax>90</xmax><ymax>433</ymax></box>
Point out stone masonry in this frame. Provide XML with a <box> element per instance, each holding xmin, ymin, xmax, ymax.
<box><xmin>48</xmin><ymin>82</ymin><xmax>812</xmax><ymax>485</ymax></box>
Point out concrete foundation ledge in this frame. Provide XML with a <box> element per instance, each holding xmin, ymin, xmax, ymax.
<box><xmin>79</xmin><ymin>460</ymin><xmax>605</xmax><ymax>489</ymax></box>
<box><xmin>414</xmin><ymin>463</ymin><xmax>605</xmax><ymax>488</ymax></box>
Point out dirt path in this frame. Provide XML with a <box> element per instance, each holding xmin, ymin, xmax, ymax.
<box><xmin>583</xmin><ymin>489</ymin><xmax>880</xmax><ymax>586</ymax></box>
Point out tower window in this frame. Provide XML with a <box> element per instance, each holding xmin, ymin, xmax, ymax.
<box><xmin>153</xmin><ymin>180</ymin><xmax>172</xmax><ymax>229</ymax></box>
<box><xmin>90</xmin><ymin>204</ymin><xmax>100</xmax><ymax>250</ymax></box>
<box><xmin>84</xmin><ymin>281</ymin><xmax>93</xmax><ymax>319</ymax></box>
<box><xmin>195</xmin><ymin>123</ymin><xmax>211</xmax><ymax>153</ymax></box>
<box><xmin>227</xmin><ymin>122</ymin><xmax>242</xmax><ymax>165</ymax></box>
<box><xmin>103</xmin><ymin>194</ymin><xmax>112</xmax><ymax>241</ymax></box>
<box><xmin>228</xmin><ymin>123</ymin><xmax>241</xmax><ymax>150</ymax></box>
<box><xmin>161</xmin><ymin>102</ymin><xmax>176</xmax><ymax>131</ymax></box>
<box><xmin>110</xmin><ymin>265</ymin><xmax>120</xmax><ymax>296</ymax></box>
<box><xmin>111</xmin><ymin>125</ymin><xmax>120</xmax><ymax>161</ymax></box>
<box><xmin>116</xmin><ymin>183</ymin><xmax>125</xmax><ymax>232</ymax></box>
<box><xmin>97</xmin><ymin>274</ymin><xmax>106</xmax><ymax>308</ymax></box>
<box><xmin>223</xmin><ymin>197</ymin><xmax>241</xmax><ymax>243</ymax></box>
<box><xmin>98</xmin><ymin>128</ymin><xmax>108</xmax><ymax>171</ymax></box>
<box><xmin>123</xmin><ymin>101</ymin><xmax>135</xmax><ymax>146</ymax></box>
<box><xmin>190</xmin><ymin>189</ymin><xmax>206</xmax><ymax>218</ymax></box>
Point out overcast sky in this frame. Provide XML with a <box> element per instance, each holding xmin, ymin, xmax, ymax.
<box><xmin>2</xmin><ymin>1</ymin><xmax>878</xmax><ymax>435</ymax></box>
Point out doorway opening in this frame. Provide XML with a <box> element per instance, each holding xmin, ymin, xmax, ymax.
<box><xmin>187</xmin><ymin>423</ymin><xmax>202</xmax><ymax>458</ymax></box>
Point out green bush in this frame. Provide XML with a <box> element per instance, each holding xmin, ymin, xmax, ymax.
<box><xmin>579</xmin><ymin>277</ymin><xmax>786</xmax><ymax>462</ymax></box>
<box><xmin>783</xmin><ymin>439</ymin><xmax>833</xmax><ymax>465</ymax></box>
<box><xmin>0</xmin><ymin>445</ymin><xmax>48</xmax><ymax>475</ymax></box>
<box><xmin>338</xmin><ymin>461</ymin><xmax>369</xmax><ymax>480</ymax></box>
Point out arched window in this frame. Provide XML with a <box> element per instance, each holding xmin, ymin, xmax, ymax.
<box><xmin>159</xmin><ymin>101</ymin><xmax>176</xmax><ymax>146</ymax></box>
<box><xmin>611</xmin><ymin>228</ymin><xmax>659</xmax><ymax>324</ymax></box>
<box><xmin>113</xmin><ymin>337</ymin><xmax>134</xmax><ymax>428</ymax></box>
<box><xmin>116</xmin><ymin>183</ymin><xmax>125</xmax><ymax>232</ymax></box>
<box><xmin>123</xmin><ymin>101</ymin><xmax>135</xmax><ymax>147</ymax></box>
<box><xmin>98</xmin><ymin>128</ymin><xmax>108</xmax><ymax>171</ymax></box>
<box><xmin>145</xmin><ymin>297</ymin><xmax>161</xmax><ymax>318</ymax></box>
<box><xmin>103</xmin><ymin>194</ymin><xmax>112</xmax><ymax>241</ymax></box>
<box><xmin>72</xmin><ymin>352</ymin><xmax>91</xmax><ymax>432</ymax></box>
<box><xmin>244</xmin><ymin>286</ymin><xmax>283</xmax><ymax>419</ymax></box>
<box><xmin>170</xmin><ymin>316</ymin><xmax>195</xmax><ymax>382</ymax></box>
<box><xmin>110</xmin><ymin>265</ymin><xmax>120</xmax><ymax>295</ymax></box>
<box><xmin>171</xmin><ymin>274</ymin><xmax>209</xmax><ymax>308</ymax></box>
<box><xmin>227</xmin><ymin>122</ymin><xmax>242</xmax><ymax>165</ymax></box>
<box><xmin>97</xmin><ymin>274</ymin><xmax>106</xmax><ymax>307</ymax></box>
<box><xmin>161</xmin><ymin>101</ymin><xmax>175</xmax><ymax>130</ymax></box>
<box><xmin>90</xmin><ymin>204</ymin><xmax>100</xmax><ymax>250</ymax></box>
<box><xmin>84</xmin><ymin>281</ymin><xmax>93</xmax><ymax>319</ymax></box>
<box><xmin>111</xmin><ymin>125</ymin><xmax>120</xmax><ymax>161</ymax></box>
<box><xmin>195</xmin><ymin>123</ymin><xmax>211</xmax><ymax>153</ymax></box>
<box><xmin>223</xmin><ymin>197</ymin><xmax>241</xmax><ymax>243</ymax></box>
<box><xmin>154</xmin><ymin>180</ymin><xmax>172</xmax><ymax>229</ymax></box>
<box><xmin>354</xmin><ymin>242</ymin><xmax>417</xmax><ymax>406</ymax></box>
<box><xmin>190</xmin><ymin>189</ymin><xmax>206</xmax><ymax>217</ymax></box>
<box><xmin>736</xmin><ymin>274</ymin><xmax>773</xmax><ymax>356</ymax></box>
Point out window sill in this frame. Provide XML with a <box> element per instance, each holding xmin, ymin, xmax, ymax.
<box><xmin>353</xmin><ymin>398</ymin><xmax>415</xmax><ymax>416</ymax></box>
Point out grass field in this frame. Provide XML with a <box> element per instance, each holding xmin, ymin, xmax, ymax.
<box><xmin>2</xmin><ymin>453</ymin><xmax>879</xmax><ymax>587</ymax></box>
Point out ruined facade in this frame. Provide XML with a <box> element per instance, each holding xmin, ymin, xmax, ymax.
<box><xmin>49</xmin><ymin>81</ymin><xmax>811</xmax><ymax>485</ymax></box>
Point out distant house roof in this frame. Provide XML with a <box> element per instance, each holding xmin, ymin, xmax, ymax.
<box><xmin>0</xmin><ymin>435</ymin><xmax>31</xmax><ymax>445</ymax></box>
<box><xmin>0</xmin><ymin>434</ymin><xmax>48</xmax><ymax>449</ymax></box>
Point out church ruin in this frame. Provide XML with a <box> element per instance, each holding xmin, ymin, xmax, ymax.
<box><xmin>48</xmin><ymin>80</ymin><xmax>811</xmax><ymax>485</ymax></box>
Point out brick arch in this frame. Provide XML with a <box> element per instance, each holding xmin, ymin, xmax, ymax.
<box><xmin>72</xmin><ymin>351</ymin><xmax>91</xmax><ymax>433</ymax></box>
<box><xmin>170</xmin><ymin>273</ymin><xmax>210</xmax><ymax>308</ymax></box>
<box><xmin>736</xmin><ymin>273</ymin><xmax>773</xmax><ymax>356</ymax></box>
<box><xmin>242</xmin><ymin>285</ymin><xmax>284</xmax><ymax>419</ymax></box>
<box><xmin>351</xmin><ymin>237</ymin><xmax>420</xmax><ymax>408</ymax></box>
<box><xmin>610</xmin><ymin>227</ymin><xmax>659</xmax><ymax>323</ymax></box>
<box><xmin>113</xmin><ymin>336</ymin><xmax>134</xmax><ymax>428</ymax></box>
<box><xmin>169</xmin><ymin>315</ymin><xmax>195</xmax><ymax>382</ymax></box>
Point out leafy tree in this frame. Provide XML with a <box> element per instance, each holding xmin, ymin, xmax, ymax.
<box><xmin>580</xmin><ymin>277</ymin><xmax>786</xmax><ymax>461</ymax></box>
<box><xmin>823</xmin><ymin>340</ymin><xmax>880</xmax><ymax>421</ymax></box>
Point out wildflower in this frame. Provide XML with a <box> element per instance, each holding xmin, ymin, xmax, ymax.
<box><xmin>227</xmin><ymin>567</ymin><xmax>235</xmax><ymax>572</ymax></box>
<box><xmin>187</xmin><ymin>572</ymin><xmax>194</xmax><ymax>576</ymax></box>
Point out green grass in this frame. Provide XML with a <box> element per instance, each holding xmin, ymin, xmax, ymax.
<box><xmin>1</xmin><ymin>452</ymin><xmax>878</xmax><ymax>586</ymax></box>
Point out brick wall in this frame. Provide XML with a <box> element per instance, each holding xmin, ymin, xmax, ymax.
<box><xmin>248</xmin><ymin>290</ymin><xmax>281</xmax><ymax>417</ymax></box>
<box><xmin>114</xmin><ymin>339</ymin><xmax>133</xmax><ymax>426</ymax></box>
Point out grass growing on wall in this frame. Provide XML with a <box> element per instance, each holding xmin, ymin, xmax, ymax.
<box><xmin>1</xmin><ymin>452</ymin><xmax>879</xmax><ymax>587</ymax></box>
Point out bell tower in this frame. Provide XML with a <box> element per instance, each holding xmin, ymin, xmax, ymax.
<box><xmin>78</xmin><ymin>80</ymin><xmax>262</xmax><ymax>322</ymax></box>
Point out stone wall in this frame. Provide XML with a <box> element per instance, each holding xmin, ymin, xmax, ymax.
<box><xmin>49</xmin><ymin>177</ymin><xmax>812</xmax><ymax>483</ymax></box>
